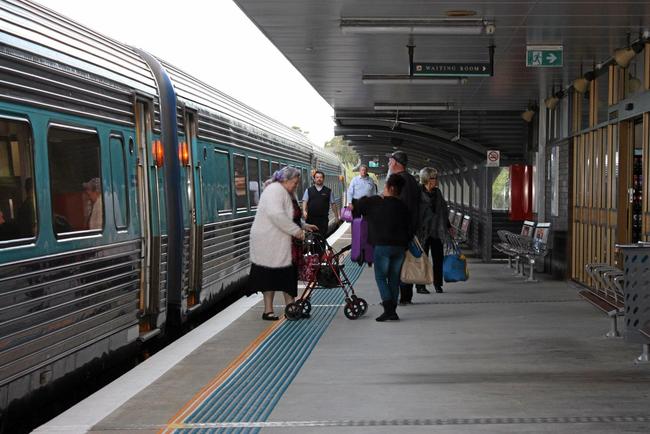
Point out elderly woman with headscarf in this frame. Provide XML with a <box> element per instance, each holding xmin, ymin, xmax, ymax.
<box><xmin>416</xmin><ymin>167</ymin><xmax>452</xmax><ymax>294</ymax></box>
<box><xmin>248</xmin><ymin>166</ymin><xmax>312</xmax><ymax>320</ymax></box>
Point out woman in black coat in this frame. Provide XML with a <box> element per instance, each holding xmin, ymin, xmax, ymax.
<box><xmin>416</xmin><ymin>167</ymin><xmax>452</xmax><ymax>293</ymax></box>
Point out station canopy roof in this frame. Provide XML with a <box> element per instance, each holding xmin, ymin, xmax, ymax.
<box><xmin>234</xmin><ymin>0</ymin><xmax>650</xmax><ymax>170</ymax></box>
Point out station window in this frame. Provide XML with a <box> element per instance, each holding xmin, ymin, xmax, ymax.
<box><xmin>0</xmin><ymin>118</ymin><xmax>36</xmax><ymax>242</ymax></box>
<box><xmin>455</xmin><ymin>179</ymin><xmax>462</xmax><ymax>204</ymax></box>
<box><xmin>449</xmin><ymin>181</ymin><xmax>455</xmax><ymax>204</ymax></box>
<box><xmin>247</xmin><ymin>157</ymin><xmax>260</xmax><ymax>207</ymax></box>
<box><xmin>214</xmin><ymin>150</ymin><xmax>232</xmax><ymax>213</ymax></box>
<box><xmin>624</xmin><ymin>55</ymin><xmax>645</xmax><ymax>100</ymax></box>
<box><xmin>233</xmin><ymin>154</ymin><xmax>248</xmax><ymax>210</ymax></box>
<box><xmin>491</xmin><ymin>167</ymin><xmax>510</xmax><ymax>211</ymax></box>
<box><xmin>596</xmin><ymin>72</ymin><xmax>609</xmax><ymax>125</ymax></box>
<box><xmin>48</xmin><ymin>125</ymin><xmax>103</xmax><ymax>234</ymax></box>
<box><xmin>462</xmin><ymin>176</ymin><xmax>470</xmax><ymax>206</ymax></box>
<box><xmin>472</xmin><ymin>176</ymin><xmax>480</xmax><ymax>208</ymax></box>
<box><xmin>109</xmin><ymin>134</ymin><xmax>129</xmax><ymax>229</ymax></box>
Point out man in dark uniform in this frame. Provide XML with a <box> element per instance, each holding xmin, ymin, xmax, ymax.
<box><xmin>386</xmin><ymin>151</ymin><xmax>422</xmax><ymax>305</ymax></box>
<box><xmin>302</xmin><ymin>170</ymin><xmax>339</xmax><ymax>237</ymax></box>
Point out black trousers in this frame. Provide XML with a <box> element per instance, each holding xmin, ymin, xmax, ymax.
<box><xmin>400</xmin><ymin>237</ymin><xmax>444</xmax><ymax>302</ymax></box>
<box><xmin>307</xmin><ymin>216</ymin><xmax>329</xmax><ymax>238</ymax></box>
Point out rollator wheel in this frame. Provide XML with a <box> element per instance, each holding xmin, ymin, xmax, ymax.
<box><xmin>299</xmin><ymin>300</ymin><xmax>312</xmax><ymax>315</ymax></box>
<box><xmin>343</xmin><ymin>302</ymin><xmax>359</xmax><ymax>320</ymax></box>
<box><xmin>285</xmin><ymin>302</ymin><xmax>301</xmax><ymax>321</ymax></box>
<box><xmin>354</xmin><ymin>298</ymin><xmax>368</xmax><ymax>316</ymax></box>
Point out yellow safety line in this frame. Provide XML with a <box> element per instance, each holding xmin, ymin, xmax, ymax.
<box><xmin>159</xmin><ymin>317</ymin><xmax>285</xmax><ymax>433</ymax></box>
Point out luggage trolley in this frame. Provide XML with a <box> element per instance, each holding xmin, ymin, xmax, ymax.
<box><xmin>285</xmin><ymin>232</ymin><xmax>368</xmax><ymax>320</ymax></box>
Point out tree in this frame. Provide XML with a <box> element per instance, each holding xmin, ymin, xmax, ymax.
<box><xmin>324</xmin><ymin>136</ymin><xmax>358</xmax><ymax>166</ymax></box>
<box><xmin>291</xmin><ymin>125</ymin><xmax>310</xmax><ymax>136</ymax></box>
<box><xmin>324</xmin><ymin>136</ymin><xmax>379</xmax><ymax>188</ymax></box>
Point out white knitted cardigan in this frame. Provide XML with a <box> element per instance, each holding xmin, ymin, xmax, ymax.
<box><xmin>249</xmin><ymin>182</ymin><xmax>302</xmax><ymax>268</ymax></box>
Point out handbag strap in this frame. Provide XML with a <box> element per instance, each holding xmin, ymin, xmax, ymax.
<box><xmin>412</xmin><ymin>235</ymin><xmax>424</xmax><ymax>251</ymax></box>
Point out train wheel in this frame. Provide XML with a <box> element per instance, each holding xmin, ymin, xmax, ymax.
<box><xmin>285</xmin><ymin>303</ymin><xmax>301</xmax><ymax>321</ymax></box>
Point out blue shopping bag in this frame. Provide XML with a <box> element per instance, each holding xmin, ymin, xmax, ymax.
<box><xmin>443</xmin><ymin>240</ymin><xmax>469</xmax><ymax>282</ymax></box>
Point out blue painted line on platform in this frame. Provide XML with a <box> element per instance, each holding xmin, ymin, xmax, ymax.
<box><xmin>173</xmin><ymin>256</ymin><xmax>365</xmax><ymax>434</ymax></box>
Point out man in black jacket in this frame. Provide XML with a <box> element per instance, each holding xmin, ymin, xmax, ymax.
<box><xmin>302</xmin><ymin>170</ymin><xmax>339</xmax><ymax>237</ymax></box>
<box><xmin>387</xmin><ymin>151</ymin><xmax>422</xmax><ymax>304</ymax></box>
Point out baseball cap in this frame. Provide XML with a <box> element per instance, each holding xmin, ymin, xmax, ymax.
<box><xmin>82</xmin><ymin>177</ymin><xmax>101</xmax><ymax>192</ymax></box>
<box><xmin>387</xmin><ymin>150</ymin><xmax>408</xmax><ymax>166</ymax></box>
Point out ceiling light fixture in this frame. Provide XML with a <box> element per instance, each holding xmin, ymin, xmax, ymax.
<box><xmin>363</xmin><ymin>74</ymin><xmax>468</xmax><ymax>85</ymax></box>
<box><xmin>521</xmin><ymin>110</ymin><xmax>535</xmax><ymax>123</ymax></box>
<box><xmin>341</xmin><ymin>17</ymin><xmax>495</xmax><ymax>35</ymax></box>
<box><xmin>614</xmin><ymin>32</ymin><xmax>638</xmax><ymax>68</ymax></box>
<box><xmin>544</xmin><ymin>95</ymin><xmax>559</xmax><ymax>110</ymax></box>
<box><xmin>373</xmin><ymin>102</ymin><xmax>452</xmax><ymax>111</ymax></box>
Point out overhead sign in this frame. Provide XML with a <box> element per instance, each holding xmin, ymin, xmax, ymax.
<box><xmin>413</xmin><ymin>62</ymin><xmax>492</xmax><ymax>77</ymax></box>
<box><xmin>526</xmin><ymin>45</ymin><xmax>563</xmax><ymax>67</ymax></box>
<box><xmin>368</xmin><ymin>160</ymin><xmax>380</xmax><ymax>168</ymax></box>
<box><xmin>486</xmin><ymin>150</ymin><xmax>500</xmax><ymax>167</ymax></box>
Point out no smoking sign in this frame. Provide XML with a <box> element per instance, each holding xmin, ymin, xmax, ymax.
<box><xmin>486</xmin><ymin>150</ymin><xmax>500</xmax><ymax>167</ymax></box>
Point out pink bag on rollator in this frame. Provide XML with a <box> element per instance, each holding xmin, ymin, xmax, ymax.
<box><xmin>351</xmin><ymin>217</ymin><xmax>374</xmax><ymax>266</ymax></box>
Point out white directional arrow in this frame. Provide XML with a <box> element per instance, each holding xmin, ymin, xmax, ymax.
<box><xmin>546</xmin><ymin>53</ymin><xmax>557</xmax><ymax>64</ymax></box>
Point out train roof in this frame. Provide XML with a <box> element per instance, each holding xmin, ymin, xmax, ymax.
<box><xmin>0</xmin><ymin>0</ymin><xmax>338</xmax><ymax>163</ymax></box>
<box><xmin>0</xmin><ymin>0</ymin><xmax>158</xmax><ymax>95</ymax></box>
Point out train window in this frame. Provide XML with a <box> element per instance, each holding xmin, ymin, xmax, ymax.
<box><xmin>247</xmin><ymin>157</ymin><xmax>260</xmax><ymax>207</ymax></box>
<box><xmin>301</xmin><ymin>168</ymin><xmax>308</xmax><ymax>196</ymax></box>
<box><xmin>109</xmin><ymin>134</ymin><xmax>128</xmax><ymax>229</ymax></box>
<box><xmin>0</xmin><ymin>118</ymin><xmax>36</xmax><ymax>243</ymax></box>
<box><xmin>48</xmin><ymin>125</ymin><xmax>103</xmax><ymax>234</ymax></box>
<box><xmin>260</xmin><ymin>159</ymin><xmax>270</xmax><ymax>188</ymax></box>
<box><xmin>214</xmin><ymin>149</ymin><xmax>232</xmax><ymax>213</ymax></box>
<box><xmin>233</xmin><ymin>154</ymin><xmax>248</xmax><ymax>210</ymax></box>
<box><xmin>271</xmin><ymin>161</ymin><xmax>279</xmax><ymax>174</ymax></box>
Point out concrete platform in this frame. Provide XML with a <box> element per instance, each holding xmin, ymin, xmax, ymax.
<box><xmin>36</xmin><ymin>240</ymin><xmax>650</xmax><ymax>433</ymax></box>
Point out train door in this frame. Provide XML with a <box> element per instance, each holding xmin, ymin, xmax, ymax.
<box><xmin>617</xmin><ymin>117</ymin><xmax>644</xmax><ymax>246</ymax></box>
<box><xmin>183</xmin><ymin>109</ymin><xmax>202</xmax><ymax>309</ymax></box>
<box><xmin>134</xmin><ymin>99</ymin><xmax>164</xmax><ymax>335</ymax></box>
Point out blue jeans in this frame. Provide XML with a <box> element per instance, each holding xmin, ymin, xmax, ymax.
<box><xmin>373</xmin><ymin>245</ymin><xmax>405</xmax><ymax>303</ymax></box>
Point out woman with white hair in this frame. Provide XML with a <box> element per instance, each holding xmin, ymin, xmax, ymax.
<box><xmin>417</xmin><ymin>167</ymin><xmax>452</xmax><ymax>294</ymax></box>
<box><xmin>248</xmin><ymin>167</ymin><xmax>311</xmax><ymax>320</ymax></box>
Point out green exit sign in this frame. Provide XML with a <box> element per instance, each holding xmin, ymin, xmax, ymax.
<box><xmin>526</xmin><ymin>45</ymin><xmax>563</xmax><ymax>68</ymax></box>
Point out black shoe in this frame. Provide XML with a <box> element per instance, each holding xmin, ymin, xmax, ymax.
<box><xmin>398</xmin><ymin>300</ymin><xmax>412</xmax><ymax>305</ymax></box>
<box><xmin>416</xmin><ymin>287</ymin><xmax>431</xmax><ymax>294</ymax></box>
<box><xmin>262</xmin><ymin>312</ymin><xmax>279</xmax><ymax>321</ymax></box>
<box><xmin>435</xmin><ymin>286</ymin><xmax>443</xmax><ymax>293</ymax></box>
<box><xmin>377</xmin><ymin>300</ymin><xmax>398</xmax><ymax>322</ymax></box>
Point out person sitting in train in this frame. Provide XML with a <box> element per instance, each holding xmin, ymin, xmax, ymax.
<box><xmin>353</xmin><ymin>174</ymin><xmax>410</xmax><ymax>322</ymax></box>
<box><xmin>248</xmin><ymin>167</ymin><xmax>312</xmax><ymax>321</ymax></box>
<box><xmin>0</xmin><ymin>210</ymin><xmax>18</xmax><ymax>241</ymax></box>
<box><xmin>16</xmin><ymin>177</ymin><xmax>36</xmax><ymax>237</ymax></box>
<box><xmin>82</xmin><ymin>177</ymin><xmax>103</xmax><ymax>230</ymax></box>
<box><xmin>302</xmin><ymin>170</ymin><xmax>339</xmax><ymax>238</ymax></box>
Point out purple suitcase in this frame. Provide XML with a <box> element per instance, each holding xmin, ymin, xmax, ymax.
<box><xmin>351</xmin><ymin>217</ymin><xmax>374</xmax><ymax>265</ymax></box>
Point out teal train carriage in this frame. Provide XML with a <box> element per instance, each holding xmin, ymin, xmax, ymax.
<box><xmin>0</xmin><ymin>0</ymin><xmax>343</xmax><ymax>414</ymax></box>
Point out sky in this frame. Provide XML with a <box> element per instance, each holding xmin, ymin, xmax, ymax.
<box><xmin>37</xmin><ymin>0</ymin><xmax>335</xmax><ymax>146</ymax></box>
